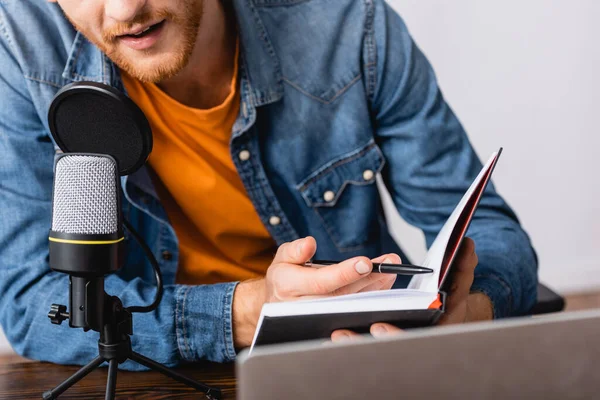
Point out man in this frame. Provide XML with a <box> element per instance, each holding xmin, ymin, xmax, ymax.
<box><xmin>0</xmin><ymin>0</ymin><xmax>537</xmax><ymax>368</ymax></box>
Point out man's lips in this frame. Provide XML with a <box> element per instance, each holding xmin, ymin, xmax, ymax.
<box><xmin>118</xmin><ymin>20</ymin><xmax>166</xmax><ymax>51</ymax></box>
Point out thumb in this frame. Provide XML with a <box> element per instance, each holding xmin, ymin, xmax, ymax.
<box><xmin>446</xmin><ymin>238</ymin><xmax>477</xmax><ymax>304</ymax></box>
<box><xmin>272</xmin><ymin>236</ymin><xmax>317</xmax><ymax>265</ymax></box>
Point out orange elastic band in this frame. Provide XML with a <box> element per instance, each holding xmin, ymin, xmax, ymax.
<box><xmin>428</xmin><ymin>294</ymin><xmax>443</xmax><ymax>310</ymax></box>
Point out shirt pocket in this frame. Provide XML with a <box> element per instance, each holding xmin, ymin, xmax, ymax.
<box><xmin>296</xmin><ymin>142</ymin><xmax>386</xmax><ymax>251</ymax></box>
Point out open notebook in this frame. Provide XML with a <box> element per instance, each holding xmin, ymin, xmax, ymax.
<box><xmin>250</xmin><ymin>149</ymin><xmax>503</xmax><ymax>350</ymax></box>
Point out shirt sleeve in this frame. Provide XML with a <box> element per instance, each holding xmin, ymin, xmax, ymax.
<box><xmin>368</xmin><ymin>1</ymin><xmax>538</xmax><ymax>317</ymax></box>
<box><xmin>0</xmin><ymin>16</ymin><xmax>237</xmax><ymax>369</ymax></box>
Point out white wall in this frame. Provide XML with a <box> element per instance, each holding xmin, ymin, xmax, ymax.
<box><xmin>384</xmin><ymin>0</ymin><xmax>600</xmax><ymax>294</ymax></box>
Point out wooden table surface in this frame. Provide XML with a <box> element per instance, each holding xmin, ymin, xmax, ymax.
<box><xmin>0</xmin><ymin>355</ymin><xmax>237</xmax><ymax>399</ymax></box>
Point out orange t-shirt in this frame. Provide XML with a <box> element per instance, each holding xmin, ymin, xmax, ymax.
<box><xmin>121</xmin><ymin>50</ymin><xmax>277</xmax><ymax>285</ymax></box>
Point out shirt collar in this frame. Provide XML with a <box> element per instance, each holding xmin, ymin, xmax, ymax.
<box><xmin>62</xmin><ymin>0</ymin><xmax>283</xmax><ymax>107</ymax></box>
<box><xmin>61</xmin><ymin>31</ymin><xmax>119</xmax><ymax>87</ymax></box>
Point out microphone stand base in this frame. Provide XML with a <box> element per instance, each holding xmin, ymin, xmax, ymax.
<box><xmin>42</xmin><ymin>295</ymin><xmax>222</xmax><ymax>400</ymax></box>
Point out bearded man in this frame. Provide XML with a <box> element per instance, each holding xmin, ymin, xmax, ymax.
<box><xmin>0</xmin><ymin>0</ymin><xmax>537</xmax><ymax>367</ymax></box>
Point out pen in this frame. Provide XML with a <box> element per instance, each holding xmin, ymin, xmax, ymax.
<box><xmin>304</xmin><ymin>260</ymin><xmax>434</xmax><ymax>275</ymax></box>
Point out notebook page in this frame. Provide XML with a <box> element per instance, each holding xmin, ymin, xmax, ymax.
<box><xmin>261</xmin><ymin>290</ymin><xmax>437</xmax><ymax>318</ymax></box>
<box><xmin>296</xmin><ymin>288</ymin><xmax>432</xmax><ymax>303</ymax></box>
<box><xmin>408</xmin><ymin>151</ymin><xmax>500</xmax><ymax>293</ymax></box>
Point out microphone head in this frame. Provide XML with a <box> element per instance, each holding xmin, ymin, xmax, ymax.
<box><xmin>51</xmin><ymin>154</ymin><xmax>120</xmax><ymax>235</ymax></box>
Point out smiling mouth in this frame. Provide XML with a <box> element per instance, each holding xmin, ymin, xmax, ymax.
<box><xmin>120</xmin><ymin>20</ymin><xmax>166</xmax><ymax>40</ymax></box>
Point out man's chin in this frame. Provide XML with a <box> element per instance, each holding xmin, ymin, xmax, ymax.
<box><xmin>111</xmin><ymin>50</ymin><xmax>189</xmax><ymax>83</ymax></box>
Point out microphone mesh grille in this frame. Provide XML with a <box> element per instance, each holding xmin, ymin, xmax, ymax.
<box><xmin>52</xmin><ymin>155</ymin><xmax>119</xmax><ymax>234</ymax></box>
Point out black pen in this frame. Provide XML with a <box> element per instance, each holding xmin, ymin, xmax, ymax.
<box><xmin>304</xmin><ymin>260</ymin><xmax>434</xmax><ymax>275</ymax></box>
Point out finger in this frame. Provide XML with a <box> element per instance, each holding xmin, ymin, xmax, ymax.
<box><xmin>272</xmin><ymin>236</ymin><xmax>317</xmax><ymax>265</ymax></box>
<box><xmin>357</xmin><ymin>253</ymin><xmax>400</xmax><ymax>292</ymax></box>
<box><xmin>371</xmin><ymin>253</ymin><xmax>402</xmax><ymax>270</ymax></box>
<box><xmin>370</xmin><ymin>323</ymin><xmax>403</xmax><ymax>338</ymax></box>
<box><xmin>455</xmin><ymin>237</ymin><xmax>478</xmax><ymax>273</ymax></box>
<box><xmin>331</xmin><ymin>329</ymin><xmax>364</xmax><ymax>342</ymax></box>
<box><xmin>332</xmin><ymin>254</ymin><xmax>400</xmax><ymax>296</ymax></box>
<box><xmin>273</xmin><ymin>256</ymin><xmax>373</xmax><ymax>297</ymax></box>
<box><xmin>453</xmin><ymin>238</ymin><xmax>477</xmax><ymax>288</ymax></box>
<box><xmin>371</xmin><ymin>253</ymin><xmax>401</xmax><ymax>264</ymax></box>
<box><xmin>358</xmin><ymin>274</ymin><xmax>396</xmax><ymax>293</ymax></box>
<box><xmin>446</xmin><ymin>238</ymin><xmax>477</xmax><ymax>307</ymax></box>
<box><xmin>307</xmin><ymin>257</ymin><xmax>374</xmax><ymax>295</ymax></box>
<box><xmin>362</xmin><ymin>253</ymin><xmax>401</xmax><ymax>291</ymax></box>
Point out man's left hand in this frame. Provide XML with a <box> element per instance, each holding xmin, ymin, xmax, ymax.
<box><xmin>331</xmin><ymin>237</ymin><xmax>494</xmax><ymax>342</ymax></box>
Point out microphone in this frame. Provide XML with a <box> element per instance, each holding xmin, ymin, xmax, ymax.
<box><xmin>48</xmin><ymin>153</ymin><xmax>124</xmax><ymax>331</ymax></box>
<box><xmin>42</xmin><ymin>82</ymin><xmax>221</xmax><ymax>400</ymax></box>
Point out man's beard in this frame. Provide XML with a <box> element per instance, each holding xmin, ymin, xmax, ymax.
<box><xmin>69</xmin><ymin>1</ymin><xmax>203</xmax><ymax>83</ymax></box>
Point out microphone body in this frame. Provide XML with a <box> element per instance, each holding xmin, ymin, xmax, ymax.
<box><xmin>49</xmin><ymin>153</ymin><xmax>125</xmax><ymax>330</ymax></box>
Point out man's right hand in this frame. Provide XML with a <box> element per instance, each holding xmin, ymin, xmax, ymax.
<box><xmin>232</xmin><ymin>236</ymin><xmax>399</xmax><ymax>348</ymax></box>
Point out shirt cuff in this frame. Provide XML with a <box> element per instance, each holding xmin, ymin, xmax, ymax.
<box><xmin>470</xmin><ymin>274</ymin><xmax>513</xmax><ymax>319</ymax></box>
<box><xmin>174</xmin><ymin>281</ymin><xmax>239</xmax><ymax>363</ymax></box>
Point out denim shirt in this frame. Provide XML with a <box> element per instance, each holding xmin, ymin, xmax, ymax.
<box><xmin>0</xmin><ymin>0</ymin><xmax>537</xmax><ymax>368</ymax></box>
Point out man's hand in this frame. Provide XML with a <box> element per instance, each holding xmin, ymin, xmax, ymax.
<box><xmin>232</xmin><ymin>236</ymin><xmax>400</xmax><ymax>348</ymax></box>
<box><xmin>437</xmin><ymin>238</ymin><xmax>493</xmax><ymax>325</ymax></box>
<box><xmin>330</xmin><ymin>237</ymin><xmax>494</xmax><ymax>342</ymax></box>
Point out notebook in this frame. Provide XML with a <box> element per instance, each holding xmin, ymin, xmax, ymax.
<box><xmin>250</xmin><ymin>149</ymin><xmax>503</xmax><ymax>350</ymax></box>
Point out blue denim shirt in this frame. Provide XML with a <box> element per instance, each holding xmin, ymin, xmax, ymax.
<box><xmin>0</xmin><ymin>0</ymin><xmax>537</xmax><ymax>369</ymax></box>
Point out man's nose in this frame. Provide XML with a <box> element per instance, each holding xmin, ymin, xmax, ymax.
<box><xmin>105</xmin><ymin>0</ymin><xmax>148</xmax><ymax>22</ymax></box>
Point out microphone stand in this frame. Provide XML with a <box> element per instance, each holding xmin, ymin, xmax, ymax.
<box><xmin>43</xmin><ymin>221</ymin><xmax>222</xmax><ymax>400</ymax></box>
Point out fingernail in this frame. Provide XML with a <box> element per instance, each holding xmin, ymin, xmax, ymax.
<box><xmin>355</xmin><ymin>260</ymin><xmax>371</xmax><ymax>274</ymax></box>
<box><xmin>333</xmin><ymin>332</ymin><xmax>352</xmax><ymax>342</ymax></box>
<box><xmin>372</xmin><ymin>325</ymin><xmax>387</xmax><ymax>336</ymax></box>
<box><xmin>383</xmin><ymin>258</ymin><xmax>392</xmax><ymax>264</ymax></box>
<box><xmin>296</xmin><ymin>240</ymin><xmax>304</xmax><ymax>257</ymax></box>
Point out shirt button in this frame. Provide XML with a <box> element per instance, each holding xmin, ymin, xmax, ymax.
<box><xmin>362</xmin><ymin>169</ymin><xmax>374</xmax><ymax>181</ymax></box>
<box><xmin>161</xmin><ymin>251</ymin><xmax>173</xmax><ymax>261</ymax></box>
<box><xmin>323</xmin><ymin>190</ymin><xmax>335</xmax><ymax>202</ymax></box>
<box><xmin>239</xmin><ymin>150</ymin><xmax>251</xmax><ymax>161</ymax></box>
<box><xmin>269</xmin><ymin>216</ymin><xmax>281</xmax><ymax>226</ymax></box>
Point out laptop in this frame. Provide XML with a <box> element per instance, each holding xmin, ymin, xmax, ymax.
<box><xmin>237</xmin><ymin>309</ymin><xmax>600</xmax><ymax>400</ymax></box>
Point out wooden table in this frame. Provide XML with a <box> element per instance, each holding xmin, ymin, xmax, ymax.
<box><xmin>0</xmin><ymin>355</ymin><xmax>236</xmax><ymax>399</ymax></box>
